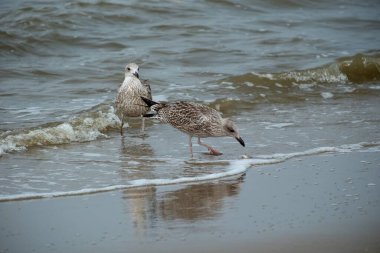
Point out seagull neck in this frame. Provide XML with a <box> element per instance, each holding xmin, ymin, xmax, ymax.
<box><xmin>221</xmin><ymin>118</ymin><xmax>229</xmax><ymax>125</ymax></box>
<box><xmin>124</xmin><ymin>73</ymin><xmax>135</xmax><ymax>79</ymax></box>
<box><xmin>122</xmin><ymin>75</ymin><xmax>136</xmax><ymax>85</ymax></box>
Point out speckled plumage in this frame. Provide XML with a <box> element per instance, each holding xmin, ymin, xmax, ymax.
<box><xmin>115</xmin><ymin>63</ymin><xmax>152</xmax><ymax>134</ymax></box>
<box><xmin>141</xmin><ymin>97</ymin><xmax>245</xmax><ymax>156</ymax></box>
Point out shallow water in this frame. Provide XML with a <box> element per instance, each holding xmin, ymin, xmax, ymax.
<box><xmin>1</xmin><ymin>0</ymin><xmax>380</xmax><ymax>200</ymax></box>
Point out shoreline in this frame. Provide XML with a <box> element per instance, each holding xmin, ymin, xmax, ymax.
<box><xmin>1</xmin><ymin>141</ymin><xmax>377</xmax><ymax>203</ymax></box>
<box><xmin>1</xmin><ymin>150</ymin><xmax>379</xmax><ymax>253</ymax></box>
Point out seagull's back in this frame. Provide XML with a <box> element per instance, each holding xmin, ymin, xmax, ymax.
<box><xmin>154</xmin><ymin>101</ymin><xmax>225</xmax><ymax>138</ymax></box>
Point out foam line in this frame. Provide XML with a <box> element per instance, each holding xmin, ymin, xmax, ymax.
<box><xmin>0</xmin><ymin>159</ymin><xmax>250</xmax><ymax>202</ymax></box>
<box><xmin>0</xmin><ymin>142</ymin><xmax>378</xmax><ymax>202</ymax></box>
<box><xmin>130</xmin><ymin>159</ymin><xmax>251</xmax><ymax>187</ymax></box>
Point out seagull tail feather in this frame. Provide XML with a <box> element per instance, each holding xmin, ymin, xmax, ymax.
<box><xmin>143</xmin><ymin>112</ymin><xmax>157</xmax><ymax>118</ymax></box>
<box><xmin>140</xmin><ymin>96</ymin><xmax>158</xmax><ymax>107</ymax></box>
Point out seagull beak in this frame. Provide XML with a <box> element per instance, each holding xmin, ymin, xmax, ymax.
<box><xmin>235</xmin><ymin>136</ymin><xmax>245</xmax><ymax>147</ymax></box>
<box><xmin>133</xmin><ymin>72</ymin><xmax>139</xmax><ymax>79</ymax></box>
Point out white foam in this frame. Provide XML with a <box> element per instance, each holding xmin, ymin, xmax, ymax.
<box><xmin>299</xmin><ymin>83</ymin><xmax>315</xmax><ymax>91</ymax></box>
<box><xmin>0</xmin><ymin>142</ymin><xmax>378</xmax><ymax>202</ymax></box>
<box><xmin>0</xmin><ymin>104</ymin><xmax>120</xmax><ymax>156</ymax></box>
<box><xmin>0</xmin><ymin>142</ymin><xmax>26</xmax><ymax>156</ymax></box>
<box><xmin>0</xmin><ymin>159</ymin><xmax>251</xmax><ymax>202</ymax></box>
<box><xmin>130</xmin><ymin>159</ymin><xmax>251</xmax><ymax>187</ymax></box>
<box><xmin>280</xmin><ymin>64</ymin><xmax>349</xmax><ymax>84</ymax></box>
<box><xmin>244</xmin><ymin>81</ymin><xmax>254</xmax><ymax>87</ymax></box>
<box><xmin>369</xmin><ymin>85</ymin><xmax>380</xmax><ymax>90</ymax></box>
<box><xmin>264</xmin><ymin>123</ymin><xmax>294</xmax><ymax>129</ymax></box>
<box><xmin>321</xmin><ymin>92</ymin><xmax>334</xmax><ymax>99</ymax></box>
<box><xmin>251</xmin><ymin>72</ymin><xmax>274</xmax><ymax>80</ymax></box>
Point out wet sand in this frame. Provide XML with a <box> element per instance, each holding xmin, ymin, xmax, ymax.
<box><xmin>1</xmin><ymin>150</ymin><xmax>379</xmax><ymax>253</ymax></box>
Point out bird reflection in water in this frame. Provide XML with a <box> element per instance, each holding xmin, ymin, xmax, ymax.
<box><xmin>158</xmin><ymin>177</ymin><xmax>243</xmax><ymax>221</ymax></box>
<box><xmin>119</xmin><ymin>136</ymin><xmax>157</xmax><ymax>235</ymax></box>
<box><xmin>121</xmin><ymin>172</ymin><xmax>244</xmax><ymax>235</ymax></box>
<box><xmin>118</xmin><ymin>133</ymin><xmax>245</xmax><ymax>234</ymax></box>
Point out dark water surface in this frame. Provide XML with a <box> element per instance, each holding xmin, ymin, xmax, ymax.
<box><xmin>0</xmin><ymin>1</ymin><xmax>380</xmax><ymax>251</ymax></box>
<box><xmin>1</xmin><ymin>0</ymin><xmax>379</xmax><ymax>130</ymax></box>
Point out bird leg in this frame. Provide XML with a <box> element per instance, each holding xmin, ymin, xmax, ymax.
<box><xmin>120</xmin><ymin>121</ymin><xmax>124</xmax><ymax>135</ymax></box>
<box><xmin>141</xmin><ymin>116</ymin><xmax>145</xmax><ymax>133</ymax></box>
<box><xmin>188</xmin><ymin>136</ymin><xmax>193</xmax><ymax>157</ymax></box>
<box><xmin>197</xmin><ymin>137</ymin><xmax>222</xmax><ymax>156</ymax></box>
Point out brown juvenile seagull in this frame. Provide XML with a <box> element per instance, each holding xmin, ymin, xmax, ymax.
<box><xmin>141</xmin><ymin>97</ymin><xmax>245</xmax><ymax>157</ymax></box>
<box><xmin>115</xmin><ymin>63</ymin><xmax>152</xmax><ymax>135</ymax></box>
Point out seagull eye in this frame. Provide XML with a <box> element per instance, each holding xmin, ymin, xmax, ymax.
<box><xmin>227</xmin><ymin>127</ymin><xmax>235</xmax><ymax>133</ymax></box>
<box><xmin>127</xmin><ymin>67</ymin><xmax>131</xmax><ymax>71</ymax></box>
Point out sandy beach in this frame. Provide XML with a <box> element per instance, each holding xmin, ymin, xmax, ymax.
<box><xmin>1</xmin><ymin>149</ymin><xmax>379</xmax><ymax>253</ymax></box>
<box><xmin>1</xmin><ymin>1</ymin><xmax>380</xmax><ymax>252</ymax></box>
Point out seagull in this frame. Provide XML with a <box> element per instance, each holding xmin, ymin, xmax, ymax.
<box><xmin>115</xmin><ymin>63</ymin><xmax>152</xmax><ymax>135</ymax></box>
<box><xmin>141</xmin><ymin>97</ymin><xmax>245</xmax><ymax>157</ymax></box>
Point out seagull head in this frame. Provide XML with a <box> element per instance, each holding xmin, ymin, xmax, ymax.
<box><xmin>222</xmin><ymin>118</ymin><xmax>245</xmax><ymax>147</ymax></box>
<box><xmin>125</xmin><ymin>63</ymin><xmax>139</xmax><ymax>79</ymax></box>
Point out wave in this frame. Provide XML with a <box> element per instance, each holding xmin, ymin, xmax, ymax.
<box><xmin>1</xmin><ymin>142</ymin><xmax>377</xmax><ymax>202</ymax></box>
<box><xmin>211</xmin><ymin>52</ymin><xmax>380</xmax><ymax>108</ymax></box>
<box><xmin>0</xmin><ymin>104</ymin><xmax>120</xmax><ymax>156</ymax></box>
<box><xmin>1</xmin><ymin>53</ymin><xmax>379</xmax><ymax>156</ymax></box>
<box><xmin>224</xmin><ymin>53</ymin><xmax>380</xmax><ymax>86</ymax></box>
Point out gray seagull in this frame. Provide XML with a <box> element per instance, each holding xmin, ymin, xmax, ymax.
<box><xmin>115</xmin><ymin>63</ymin><xmax>152</xmax><ymax>135</ymax></box>
<box><xmin>141</xmin><ymin>97</ymin><xmax>245</xmax><ymax>157</ymax></box>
